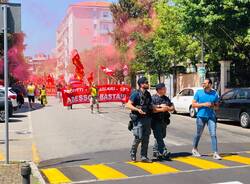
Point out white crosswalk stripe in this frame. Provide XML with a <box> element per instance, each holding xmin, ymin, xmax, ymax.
<box><xmin>212</xmin><ymin>181</ymin><xmax>244</xmax><ymax>184</ymax></box>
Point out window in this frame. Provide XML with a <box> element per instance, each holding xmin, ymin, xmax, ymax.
<box><xmin>236</xmin><ymin>90</ymin><xmax>250</xmax><ymax>100</ymax></box>
<box><xmin>188</xmin><ymin>89</ymin><xmax>194</xmax><ymax>96</ymax></box>
<box><xmin>101</xmin><ymin>23</ymin><xmax>110</xmax><ymax>34</ymax></box>
<box><xmin>179</xmin><ymin>89</ymin><xmax>190</xmax><ymax>96</ymax></box>
<box><xmin>103</xmin><ymin>11</ymin><xmax>110</xmax><ymax>18</ymax></box>
<box><xmin>222</xmin><ymin>90</ymin><xmax>235</xmax><ymax>100</ymax></box>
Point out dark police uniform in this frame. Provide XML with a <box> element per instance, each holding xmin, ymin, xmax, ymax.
<box><xmin>152</xmin><ymin>94</ymin><xmax>173</xmax><ymax>156</ymax></box>
<box><xmin>130</xmin><ymin>89</ymin><xmax>153</xmax><ymax>159</ymax></box>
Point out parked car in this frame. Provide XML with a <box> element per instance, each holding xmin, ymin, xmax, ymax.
<box><xmin>172</xmin><ymin>87</ymin><xmax>203</xmax><ymax>117</ymax></box>
<box><xmin>216</xmin><ymin>88</ymin><xmax>250</xmax><ymax>128</ymax></box>
<box><xmin>0</xmin><ymin>90</ymin><xmax>13</xmax><ymax>121</ymax></box>
<box><xmin>0</xmin><ymin>87</ymin><xmax>18</xmax><ymax>110</ymax></box>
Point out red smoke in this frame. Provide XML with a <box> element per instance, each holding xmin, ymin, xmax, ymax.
<box><xmin>78</xmin><ymin>44</ymin><xmax>122</xmax><ymax>83</ymax></box>
<box><xmin>0</xmin><ymin>33</ymin><xmax>30</xmax><ymax>82</ymax></box>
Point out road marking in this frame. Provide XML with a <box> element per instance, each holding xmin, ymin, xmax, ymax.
<box><xmin>223</xmin><ymin>155</ymin><xmax>250</xmax><ymax>165</ymax></box>
<box><xmin>81</xmin><ymin>164</ymin><xmax>128</xmax><ymax>180</ymax></box>
<box><xmin>212</xmin><ymin>182</ymin><xmax>244</xmax><ymax>184</ymax></box>
<box><xmin>70</xmin><ymin>165</ymin><xmax>250</xmax><ymax>184</ymax></box>
<box><xmin>0</xmin><ymin>150</ymin><xmax>4</xmax><ymax>160</ymax></box>
<box><xmin>173</xmin><ymin>157</ymin><xmax>227</xmax><ymax>170</ymax></box>
<box><xmin>127</xmin><ymin>162</ymin><xmax>180</xmax><ymax>174</ymax></box>
<box><xmin>28</xmin><ymin>111</ymin><xmax>33</xmax><ymax>138</ymax></box>
<box><xmin>41</xmin><ymin>168</ymin><xmax>72</xmax><ymax>184</ymax></box>
<box><xmin>32</xmin><ymin>143</ymin><xmax>40</xmax><ymax>164</ymax></box>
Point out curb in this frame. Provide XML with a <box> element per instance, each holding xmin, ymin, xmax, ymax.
<box><xmin>29</xmin><ymin>161</ymin><xmax>46</xmax><ymax>184</ymax></box>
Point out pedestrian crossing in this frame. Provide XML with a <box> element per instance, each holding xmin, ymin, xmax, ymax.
<box><xmin>223</xmin><ymin>155</ymin><xmax>250</xmax><ymax>165</ymax></box>
<box><xmin>41</xmin><ymin>168</ymin><xmax>72</xmax><ymax>184</ymax></box>
<box><xmin>40</xmin><ymin>151</ymin><xmax>250</xmax><ymax>184</ymax></box>
<box><xmin>127</xmin><ymin>161</ymin><xmax>180</xmax><ymax>174</ymax></box>
<box><xmin>172</xmin><ymin>156</ymin><xmax>227</xmax><ymax>169</ymax></box>
<box><xmin>80</xmin><ymin>164</ymin><xmax>128</xmax><ymax>180</ymax></box>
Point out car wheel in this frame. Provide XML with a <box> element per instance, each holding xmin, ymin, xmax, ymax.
<box><xmin>240</xmin><ymin>112</ymin><xmax>250</xmax><ymax>128</ymax></box>
<box><xmin>189</xmin><ymin>107</ymin><xmax>196</xmax><ymax>118</ymax></box>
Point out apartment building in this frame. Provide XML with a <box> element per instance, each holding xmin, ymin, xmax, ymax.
<box><xmin>56</xmin><ymin>1</ymin><xmax>114</xmax><ymax>80</ymax></box>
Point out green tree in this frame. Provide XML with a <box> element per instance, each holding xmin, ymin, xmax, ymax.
<box><xmin>135</xmin><ymin>36</ymin><xmax>171</xmax><ymax>82</ymax></box>
<box><xmin>175</xmin><ymin>0</ymin><xmax>250</xmax><ymax>84</ymax></box>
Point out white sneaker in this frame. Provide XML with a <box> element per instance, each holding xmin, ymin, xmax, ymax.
<box><xmin>192</xmin><ymin>149</ymin><xmax>201</xmax><ymax>157</ymax></box>
<box><xmin>213</xmin><ymin>152</ymin><xmax>222</xmax><ymax>160</ymax></box>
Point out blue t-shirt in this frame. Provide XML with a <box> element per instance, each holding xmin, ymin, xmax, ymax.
<box><xmin>193</xmin><ymin>89</ymin><xmax>219</xmax><ymax>119</ymax></box>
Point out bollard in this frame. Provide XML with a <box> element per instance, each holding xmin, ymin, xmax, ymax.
<box><xmin>21</xmin><ymin>163</ymin><xmax>31</xmax><ymax>184</ymax></box>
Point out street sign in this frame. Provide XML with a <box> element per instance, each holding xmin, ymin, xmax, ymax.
<box><xmin>0</xmin><ymin>3</ymin><xmax>21</xmax><ymax>33</ymax></box>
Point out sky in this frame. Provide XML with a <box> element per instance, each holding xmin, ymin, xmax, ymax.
<box><xmin>10</xmin><ymin>0</ymin><xmax>116</xmax><ymax>57</ymax></box>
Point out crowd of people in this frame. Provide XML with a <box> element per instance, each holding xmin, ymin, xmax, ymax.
<box><xmin>10</xmin><ymin>81</ymin><xmax>49</xmax><ymax>110</ymax></box>
<box><xmin>126</xmin><ymin>77</ymin><xmax>221</xmax><ymax>162</ymax></box>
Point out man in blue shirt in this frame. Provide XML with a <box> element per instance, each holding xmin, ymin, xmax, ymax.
<box><xmin>192</xmin><ymin>78</ymin><xmax>221</xmax><ymax>160</ymax></box>
<box><xmin>127</xmin><ymin>77</ymin><xmax>153</xmax><ymax>162</ymax></box>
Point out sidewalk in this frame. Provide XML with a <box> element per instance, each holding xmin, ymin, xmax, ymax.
<box><xmin>0</xmin><ymin>161</ymin><xmax>40</xmax><ymax>184</ymax></box>
<box><xmin>0</xmin><ymin>103</ymin><xmax>33</xmax><ymax>161</ymax></box>
<box><xmin>0</xmin><ymin>102</ymin><xmax>43</xmax><ymax>183</ymax></box>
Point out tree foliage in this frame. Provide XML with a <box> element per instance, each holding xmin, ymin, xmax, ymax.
<box><xmin>175</xmin><ymin>0</ymin><xmax>250</xmax><ymax>85</ymax></box>
<box><xmin>175</xmin><ymin>0</ymin><xmax>250</xmax><ymax>61</ymax></box>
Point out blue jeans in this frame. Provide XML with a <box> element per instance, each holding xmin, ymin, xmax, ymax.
<box><xmin>130</xmin><ymin>117</ymin><xmax>151</xmax><ymax>158</ymax></box>
<box><xmin>152</xmin><ymin>122</ymin><xmax>167</xmax><ymax>154</ymax></box>
<box><xmin>193</xmin><ymin>117</ymin><xmax>218</xmax><ymax>152</ymax></box>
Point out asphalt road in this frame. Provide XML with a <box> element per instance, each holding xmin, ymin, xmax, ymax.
<box><xmin>27</xmin><ymin>97</ymin><xmax>250</xmax><ymax>184</ymax></box>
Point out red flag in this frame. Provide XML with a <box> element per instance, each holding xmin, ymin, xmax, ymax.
<box><xmin>71</xmin><ymin>49</ymin><xmax>84</xmax><ymax>81</ymax></box>
<box><xmin>100</xmin><ymin>66</ymin><xmax>114</xmax><ymax>76</ymax></box>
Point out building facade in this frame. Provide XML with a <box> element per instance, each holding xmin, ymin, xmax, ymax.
<box><xmin>56</xmin><ymin>1</ymin><xmax>114</xmax><ymax>80</ymax></box>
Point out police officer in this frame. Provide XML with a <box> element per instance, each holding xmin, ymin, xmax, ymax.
<box><xmin>152</xmin><ymin>83</ymin><xmax>174</xmax><ymax>160</ymax></box>
<box><xmin>127</xmin><ymin>77</ymin><xmax>153</xmax><ymax>162</ymax></box>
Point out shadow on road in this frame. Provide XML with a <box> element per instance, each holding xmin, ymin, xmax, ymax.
<box><xmin>39</xmin><ymin>157</ymin><xmax>92</xmax><ymax>169</ymax></box>
<box><xmin>11</xmin><ymin>114</ymin><xmax>27</xmax><ymax>118</ymax></box>
<box><xmin>171</xmin><ymin>152</ymin><xmax>192</xmax><ymax>158</ymax></box>
<box><xmin>0</xmin><ymin>118</ymin><xmax>23</xmax><ymax>123</ymax></box>
<box><xmin>217</xmin><ymin>120</ymin><xmax>241</xmax><ymax>127</ymax></box>
<box><xmin>8</xmin><ymin>119</ymin><xmax>23</xmax><ymax>123</ymax></box>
